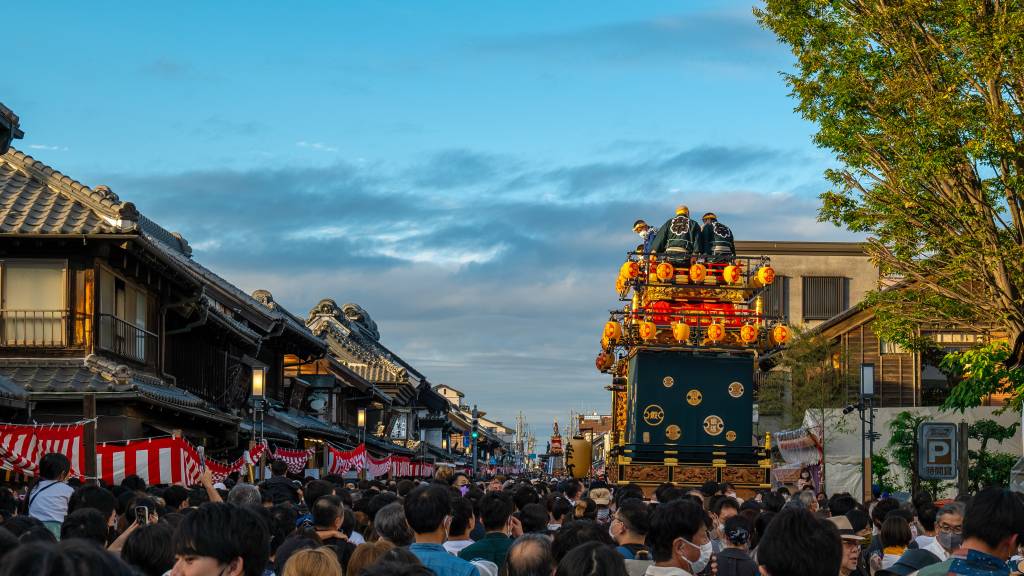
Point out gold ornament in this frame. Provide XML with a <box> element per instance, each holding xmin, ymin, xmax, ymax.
<box><xmin>666</xmin><ymin>425</ymin><xmax>682</xmax><ymax>441</ymax></box>
<box><xmin>686</xmin><ymin>389</ymin><xmax>703</xmax><ymax>406</ymax></box>
<box><xmin>725</xmin><ymin>431</ymin><xmax>737</xmax><ymax>442</ymax></box>
<box><xmin>703</xmin><ymin>415</ymin><xmax>724</xmax><ymax>436</ymax></box>
<box><xmin>643</xmin><ymin>405</ymin><xmax>665</xmax><ymax>426</ymax></box>
<box><xmin>663</xmin><ymin>376</ymin><xmax>675</xmax><ymax>388</ymax></box>
<box><xmin>728</xmin><ymin>382</ymin><xmax>745</xmax><ymax>398</ymax></box>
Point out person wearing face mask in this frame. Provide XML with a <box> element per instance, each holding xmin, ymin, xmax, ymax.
<box><xmin>633</xmin><ymin>220</ymin><xmax>658</xmax><ymax>254</ymax></box>
<box><xmin>610</xmin><ymin>499</ymin><xmax>651</xmax><ymax>561</ymax></box>
<box><xmin>459</xmin><ymin>493</ymin><xmax>522</xmax><ymax>568</ymax></box>
<box><xmin>405</xmin><ymin>484</ymin><xmax>481</xmax><ymax>576</ymax></box>
<box><xmin>922</xmin><ymin>501</ymin><xmax>965</xmax><ymax>562</ymax></box>
<box><xmin>709</xmin><ymin>496</ymin><xmax>741</xmax><ymax>553</ymax></box>
<box><xmin>645</xmin><ymin>499</ymin><xmax>714</xmax><ymax>576</ymax></box>
<box><xmin>915</xmin><ymin>488</ymin><xmax>1024</xmax><ymax>576</ymax></box>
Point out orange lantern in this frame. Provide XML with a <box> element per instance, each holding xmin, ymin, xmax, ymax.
<box><xmin>620</xmin><ymin>261</ymin><xmax>640</xmax><ymax>279</ymax></box>
<box><xmin>723</xmin><ymin>265</ymin><xmax>742</xmax><ymax>285</ymax></box>
<box><xmin>595</xmin><ymin>351</ymin><xmax>614</xmax><ymax>371</ymax></box>
<box><xmin>770</xmin><ymin>324</ymin><xmax>790</xmax><ymax>346</ymax></box>
<box><xmin>752</xmin><ymin>266</ymin><xmax>776</xmax><ymax>288</ymax></box>
<box><xmin>706</xmin><ymin>322</ymin><xmax>725</xmax><ymax>342</ymax></box>
<box><xmin>639</xmin><ymin>321</ymin><xmax>658</xmax><ymax>341</ymax></box>
<box><xmin>603</xmin><ymin>321</ymin><xmax>623</xmax><ymax>342</ymax></box>
<box><xmin>671</xmin><ymin>322</ymin><xmax>691</xmax><ymax>343</ymax></box>
<box><xmin>689</xmin><ymin>263</ymin><xmax>707</xmax><ymax>284</ymax></box>
<box><xmin>655</xmin><ymin>262</ymin><xmax>675</xmax><ymax>281</ymax></box>
<box><xmin>740</xmin><ymin>323</ymin><xmax>758</xmax><ymax>344</ymax></box>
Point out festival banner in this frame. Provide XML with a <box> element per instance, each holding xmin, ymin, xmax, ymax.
<box><xmin>204</xmin><ymin>442</ymin><xmax>267</xmax><ymax>482</ymax></box>
<box><xmin>366</xmin><ymin>453</ymin><xmax>391</xmax><ymax>478</ymax></box>
<box><xmin>0</xmin><ymin>421</ymin><xmax>86</xmax><ymax>479</ymax></box>
<box><xmin>326</xmin><ymin>444</ymin><xmax>366</xmax><ymax>475</ymax></box>
<box><xmin>96</xmin><ymin>436</ymin><xmax>203</xmax><ymax>486</ymax></box>
<box><xmin>273</xmin><ymin>446</ymin><xmax>315</xmax><ymax>475</ymax></box>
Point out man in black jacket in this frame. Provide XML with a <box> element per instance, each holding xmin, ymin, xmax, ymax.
<box><xmin>261</xmin><ymin>460</ymin><xmax>299</xmax><ymax>505</ymax></box>
<box><xmin>651</xmin><ymin>205</ymin><xmax>702</xmax><ymax>263</ymax></box>
<box><xmin>700</xmin><ymin>212</ymin><xmax>735</xmax><ymax>262</ymax></box>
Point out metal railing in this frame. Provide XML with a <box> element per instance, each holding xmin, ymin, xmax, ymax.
<box><xmin>97</xmin><ymin>313</ymin><xmax>159</xmax><ymax>364</ymax></box>
<box><xmin>0</xmin><ymin>309</ymin><xmax>73</xmax><ymax>347</ymax></box>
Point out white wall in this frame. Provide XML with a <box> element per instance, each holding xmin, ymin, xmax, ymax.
<box><xmin>805</xmin><ymin>406</ymin><xmax>1023</xmax><ymax>497</ymax></box>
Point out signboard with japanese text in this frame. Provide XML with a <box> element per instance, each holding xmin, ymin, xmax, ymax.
<box><xmin>918</xmin><ymin>422</ymin><xmax>958</xmax><ymax>480</ymax></box>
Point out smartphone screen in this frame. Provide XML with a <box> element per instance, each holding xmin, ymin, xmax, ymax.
<box><xmin>135</xmin><ymin>506</ymin><xmax>149</xmax><ymax>525</ymax></box>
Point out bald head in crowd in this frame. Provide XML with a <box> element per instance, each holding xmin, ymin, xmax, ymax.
<box><xmin>506</xmin><ymin>533</ymin><xmax>555</xmax><ymax>576</ymax></box>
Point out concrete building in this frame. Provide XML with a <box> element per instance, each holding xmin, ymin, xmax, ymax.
<box><xmin>735</xmin><ymin>241</ymin><xmax>878</xmax><ymax>329</ymax></box>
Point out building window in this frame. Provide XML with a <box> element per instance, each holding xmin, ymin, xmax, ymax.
<box><xmin>879</xmin><ymin>339</ymin><xmax>906</xmax><ymax>355</ymax></box>
<box><xmin>802</xmin><ymin>276</ymin><xmax>849</xmax><ymax>321</ymax></box>
<box><xmin>763</xmin><ymin>276</ymin><xmax>789</xmax><ymax>322</ymax></box>
<box><xmin>98</xmin><ymin>268</ymin><xmax>155</xmax><ymax>363</ymax></box>
<box><xmin>1</xmin><ymin>260</ymin><xmax>67</xmax><ymax>346</ymax></box>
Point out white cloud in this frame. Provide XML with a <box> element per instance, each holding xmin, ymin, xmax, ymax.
<box><xmin>295</xmin><ymin>141</ymin><xmax>338</xmax><ymax>153</ymax></box>
<box><xmin>27</xmin><ymin>144</ymin><xmax>69</xmax><ymax>151</ymax></box>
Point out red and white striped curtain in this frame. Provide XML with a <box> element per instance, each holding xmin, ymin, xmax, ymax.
<box><xmin>326</xmin><ymin>444</ymin><xmax>366</xmax><ymax>475</ymax></box>
<box><xmin>0</xmin><ymin>421</ymin><xmax>85</xmax><ymax>479</ymax></box>
<box><xmin>272</xmin><ymin>446</ymin><xmax>314</xmax><ymax>475</ymax></box>
<box><xmin>205</xmin><ymin>442</ymin><xmax>267</xmax><ymax>482</ymax></box>
<box><xmin>96</xmin><ymin>437</ymin><xmax>204</xmax><ymax>486</ymax></box>
<box><xmin>366</xmin><ymin>454</ymin><xmax>391</xmax><ymax>478</ymax></box>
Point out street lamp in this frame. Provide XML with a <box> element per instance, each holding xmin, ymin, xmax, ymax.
<box><xmin>844</xmin><ymin>364</ymin><xmax>877</xmax><ymax>501</ymax></box>
<box><xmin>442</xmin><ymin>437</ymin><xmax>449</xmax><ymax>451</ymax></box>
<box><xmin>251</xmin><ymin>365</ymin><xmax>267</xmax><ymax>481</ymax></box>
<box><xmin>357</xmin><ymin>408</ymin><xmax>367</xmax><ymax>445</ymax></box>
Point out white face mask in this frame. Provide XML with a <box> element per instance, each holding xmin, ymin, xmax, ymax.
<box><xmin>681</xmin><ymin>537</ymin><xmax>713</xmax><ymax>573</ymax></box>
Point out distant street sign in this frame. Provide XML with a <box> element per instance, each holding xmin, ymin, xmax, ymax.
<box><xmin>918</xmin><ymin>422</ymin><xmax>958</xmax><ymax>480</ymax></box>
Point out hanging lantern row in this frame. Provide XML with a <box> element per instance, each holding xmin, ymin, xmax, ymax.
<box><xmin>601</xmin><ymin>318</ymin><xmax>789</xmax><ymax>347</ymax></box>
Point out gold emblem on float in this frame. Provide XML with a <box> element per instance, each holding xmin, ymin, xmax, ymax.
<box><xmin>663</xmin><ymin>376</ymin><xmax>675</xmax><ymax>388</ymax></box>
<box><xmin>643</xmin><ymin>405</ymin><xmax>665</xmax><ymax>426</ymax></box>
<box><xmin>725</xmin><ymin>431</ymin><xmax>737</xmax><ymax>442</ymax></box>
<box><xmin>728</xmin><ymin>382</ymin><xmax>744</xmax><ymax>398</ymax></box>
<box><xmin>686</xmin><ymin>390</ymin><xmax>703</xmax><ymax>406</ymax></box>
<box><xmin>666</xmin><ymin>425</ymin><xmax>681</xmax><ymax>441</ymax></box>
<box><xmin>703</xmin><ymin>415</ymin><xmax>724</xmax><ymax>436</ymax></box>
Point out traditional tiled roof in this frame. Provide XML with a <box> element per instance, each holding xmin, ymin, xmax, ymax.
<box><xmin>0</xmin><ymin>356</ymin><xmax>237</xmax><ymax>422</ymax></box>
<box><xmin>268</xmin><ymin>408</ymin><xmax>356</xmax><ymax>444</ymax></box>
<box><xmin>0</xmin><ymin>150</ymin><xmax>131</xmax><ymax>235</ymax></box>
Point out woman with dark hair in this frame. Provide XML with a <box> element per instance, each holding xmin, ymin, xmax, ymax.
<box><xmin>573</xmin><ymin>498</ymin><xmax>597</xmax><ymax>522</ymax></box>
<box><xmin>547</xmin><ymin>495</ymin><xmax>573</xmax><ymax>532</ymax></box>
<box><xmin>717</xmin><ymin>515</ymin><xmax>758</xmax><ymax>576</ymax></box>
<box><xmin>555</xmin><ymin>541</ymin><xmax>627</xmax><ymax>576</ymax></box>
<box><xmin>874</xmin><ymin>516</ymin><xmax>913</xmax><ymax>571</ymax></box>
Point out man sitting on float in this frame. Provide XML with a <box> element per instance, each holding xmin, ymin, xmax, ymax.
<box><xmin>700</xmin><ymin>212</ymin><xmax>735</xmax><ymax>263</ymax></box>
<box><xmin>650</xmin><ymin>204</ymin><xmax>702</xmax><ymax>263</ymax></box>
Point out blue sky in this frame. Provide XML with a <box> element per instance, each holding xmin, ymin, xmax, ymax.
<box><xmin>5</xmin><ymin>1</ymin><xmax>856</xmax><ymax>431</ymax></box>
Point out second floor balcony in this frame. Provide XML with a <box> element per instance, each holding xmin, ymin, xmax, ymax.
<box><xmin>0</xmin><ymin>309</ymin><xmax>157</xmax><ymax>366</ymax></box>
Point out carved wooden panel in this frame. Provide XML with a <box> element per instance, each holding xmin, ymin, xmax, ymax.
<box><xmin>623</xmin><ymin>465</ymin><xmax>670</xmax><ymax>482</ymax></box>
<box><xmin>675</xmin><ymin>466</ymin><xmax>717</xmax><ymax>484</ymax></box>
<box><xmin>722</xmin><ymin>466</ymin><xmax>765</xmax><ymax>485</ymax></box>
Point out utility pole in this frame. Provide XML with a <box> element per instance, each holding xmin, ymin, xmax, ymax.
<box><xmin>471</xmin><ymin>404</ymin><xmax>479</xmax><ymax>478</ymax></box>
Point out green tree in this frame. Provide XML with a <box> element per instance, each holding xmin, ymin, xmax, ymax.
<box><xmin>968</xmin><ymin>418</ymin><xmax>1019</xmax><ymax>491</ymax></box>
<box><xmin>940</xmin><ymin>341</ymin><xmax>1024</xmax><ymax>412</ymax></box>
<box><xmin>887</xmin><ymin>411</ymin><xmax>928</xmax><ymax>496</ymax></box>
<box><xmin>872</xmin><ymin>450</ymin><xmax>900</xmax><ymax>494</ymax></box>
<box><xmin>755</xmin><ymin>1</ymin><xmax>1024</xmax><ymax>367</ymax></box>
<box><xmin>776</xmin><ymin>326</ymin><xmax>851</xmax><ymax>429</ymax></box>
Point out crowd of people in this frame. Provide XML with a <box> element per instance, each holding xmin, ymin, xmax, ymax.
<box><xmin>1</xmin><ymin>451</ymin><xmax>1023</xmax><ymax>576</ymax></box>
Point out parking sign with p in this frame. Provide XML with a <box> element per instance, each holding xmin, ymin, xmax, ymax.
<box><xmin>918</xmin><ymin>422</ymin><xmax>958</xmax><ymax>481</ymax></box>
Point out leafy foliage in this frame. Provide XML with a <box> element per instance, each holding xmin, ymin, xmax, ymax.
<box><xmin>776</xmin><ymin>326</ymin><xmax>852</xmax><ymax>428</ymax></box>
<box><xmin>940</xmin><ymin>341</ymin><xmax>1024</xmax><ymax>412</ymax></box>
<box><xmin>967</xmin><ymin>418</ymin><xmax>1019</xmax><ymax>491</ymax></box>
<box><xmin>872</xmin><ymin>450</ymin><xmax>900</xmax><ymax>494</ymax></box>
<box><xmin>755</xmin><ymin>1</ymin><xmax>1024</xmax><ymax>367</ymax></box>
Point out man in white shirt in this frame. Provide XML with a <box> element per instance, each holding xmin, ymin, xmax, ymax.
<box><xmin>28</xmin><ymin>452</ymin><xmax>75</xmax><ymax>538</ymax></box>
<box><xmin>922</xmin><ymin>501</ymin><xmax>965</xmax><ymax>562</ymax></box>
